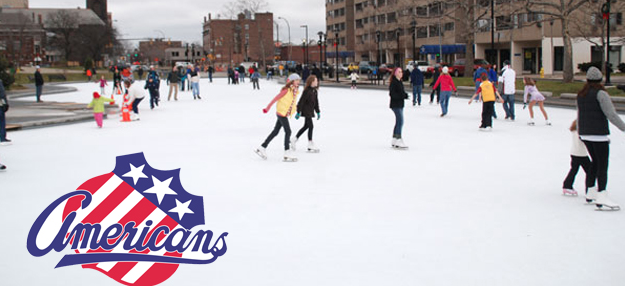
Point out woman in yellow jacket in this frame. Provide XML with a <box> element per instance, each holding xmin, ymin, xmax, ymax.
<box><xmin>255</xmin><ymin>74</ymin><xmax>301</xmax><ymax>162</ymax></box>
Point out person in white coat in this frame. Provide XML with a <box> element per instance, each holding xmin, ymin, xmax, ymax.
<box><xmin>499</xmin><ymin>60</ymin><xmax>517</xmax><ymax>120</ymax></box>
<box><xmin>349</xmin><ymin>71</ymin><xmax>360</xmax><ymax>89</ymax></box>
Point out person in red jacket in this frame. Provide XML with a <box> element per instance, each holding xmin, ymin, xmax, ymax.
<box><xmin>431</xmin><ymin>66</ymin><xmax>457</xmax><ymax>117</ymax></box>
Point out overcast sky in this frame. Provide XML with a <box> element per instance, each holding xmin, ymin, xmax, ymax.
<box><xmin>30</xmin><ymin>0</ymin><xmax>326</xmax><ymax>47</ymax></box>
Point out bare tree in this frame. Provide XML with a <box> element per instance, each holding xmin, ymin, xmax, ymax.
<box><xmin>45</xmin><ymin>10</ymin><xmax>79</xmax><ymax>62</ymax></box>
<box><xmin>76</xmin><ymin>24</ymin><xmax>117</xmax><ymax>66</ymax></box>
<box><xmin>526</xmin><ymin>0</ymin><xmax>591</xmax><ymax>82</ymax></box>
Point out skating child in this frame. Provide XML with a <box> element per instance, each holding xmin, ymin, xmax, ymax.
<box><xmin>292</xmin><ymin>75</ymin><xmax>321</xmax><ymax>153</ymax></box>
<box><xmin>234</xmin><ymin>70</ymin><xmax>240</xmax><ymax>85</ymax></box>
<box><xmin>87</xmin><ymin>92</ymin><xmax>113</xmax><ymax>128</ymax></box>
<box><xmin>562</xmin><ymin>120</ymin><xmax>591</xmax><ymax>196</ymax></box>
<box><xmin>468</xmin><ymin>73</ymin><xmax>503</xmax><ymax>131</ymax></box>
<box><xmin>349</xmin><ymin>71</ymin><xmax>360</xmax><ymax>89</ymax></box>
<box><xmin>523</xmin><ymin>77</ymin><xmax>551</xmax><ymax>126</ymax></box>
<box><xmin>255</xmin><ymin>74</ymin><xmax>301</xmax><ymax>162</ymax></box>
<box><xmin>99</xmin><ymin>75</ymin><xmax>108</xmax><ymax>96</ymax></box>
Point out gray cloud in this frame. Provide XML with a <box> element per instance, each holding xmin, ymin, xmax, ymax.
<box><xmin>29</xmin><ymin>0</ymin><xmax>326</xmax><ymax>47</ymax></box>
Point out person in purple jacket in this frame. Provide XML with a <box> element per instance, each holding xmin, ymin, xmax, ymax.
<box><xmin>523</xmin><ymin>77</ymin><xmax>550</xmax><ymax>126</ymax></box>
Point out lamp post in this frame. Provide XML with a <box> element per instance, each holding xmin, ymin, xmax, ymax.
<box><xmin>278</xmin><ymin>17</ymin><xmax>291</xmax><ymax>63</ymax></box>
<box><xmin>376</xmin><ymin>30</ymin><xmax>381</xmax><ymax>85</ymax></box>
<box><xmin>323</xmin><ymin>33</ymin><xmax>328</xmax><ymax>65</ymax></box>
<box><xmin>301</xmin><ymin>25</ymin><xmax>309</xmax><ymax>66</ymax></box>
<box><xmin>395</xmin><ymin>28</ymin><xmax>402</xmax><ymax>67</ymax></box>
<box><xmin>490</xmin><ymin>0</ymin><xmax>495</xmax><ymax>65</ymax></box>
<box><xmin>602</xmin><ymin>0</ymin><xmax>612</xmax><ymax>85</ymax></box>
<box><xmin>191</xmin><ymin>44</ymin><xmax>195</xmax><ymax>64</ymax></box>
<box><xmin>410</xmin><ymin>20</ymin><xmax>417</xmax><ymax>63</ymax></box>
<box><xmin>317</xmin><ymin>31</ymin><xmax>324</xmax><ymax>66</ymax></box>
<box><xmin>335</xmin><ymin>28</ymin><xmax>339</xmax><ymax>83</ymax></box>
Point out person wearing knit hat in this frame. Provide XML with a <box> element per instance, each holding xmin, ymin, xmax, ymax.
<box><xmin>575</xmin><ymin>66</ymin><xmax>625</xmax><ymax>210</ymax></box>
<box><xmin>87</xmin><ymin>91</ymin><xmax>114</xmax><ymax>128</ymax></box>
<box><xmin>432</xmin><ymin>66</ymin><xmax>457</xmax><ymax>117</ymax></box>
<box><xmin>255</xmin><ymin>72</ymin><xmax>302</xmax><ymax>162</ymax></box>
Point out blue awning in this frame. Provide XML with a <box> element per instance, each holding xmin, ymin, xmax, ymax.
<box><xmin>326</xmin><ymin>51</ymin><xmax>355</xmax><ymax>58</ymax></box>
<box><xmin>419</xmin><ymin>45</ymin><xmax>466</xmax><ymax>55</ymax></box>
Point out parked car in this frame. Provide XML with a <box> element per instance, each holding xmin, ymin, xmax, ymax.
<box><xmin>358</xmin><ymin>61</ymin><xmax>376</xmax><ymax>74</ymax></box>
<box><xmin>426</xmin><ymin>63</ymin><xmax>451</xmax><ymax>76</ymax></box>
<box><xmin>378</xmin><ymin>63</ymin><xmax>396</xmax><ymax>75</ymax></box>
<box><xmin>451</xmin><ymin>59</ymin><xmax>490</xmax><ymax>77</ymax></box>
<box><xmin>406</xmin><ymin>61</ymin><xmax>433</xmax><ymax>77</ymax></box>
<box><xmin>339</xmin><ymin>63</ymin><xmax>350</xmax><ymax>75</ymax></box>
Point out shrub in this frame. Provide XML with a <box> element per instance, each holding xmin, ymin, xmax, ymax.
<box><xmin>577</xmin><ymin>61</ymin><xmax>603</xmax><ymax>73</ymax></box>
<box><xmin>0</xmin><ymin>57</ymin><xmax>15</xmax><ymax>90</ymax></box>
<box><xmin>618</xmin><ymin>63</ymin><xmax>625</xmax><ymax>73</ymax></box>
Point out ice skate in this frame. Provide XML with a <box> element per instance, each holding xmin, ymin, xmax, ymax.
<box><xmin>545</xmin><ymin>120</ymin><xmax>552</xmax><ymax>126</ymax></box>
<box><xmin>594</xmin><ymin>191</ymin><xmax>620</xmax><ymax>211</ymax></box>
<box><xmin>528</xmin><ymin>120</ymin><xmax>535</xmax><ymax>126</ymax></box>
<box><xmin>562</xmin><ymin>188</ymin><xmax>578</xmax><ymax>196</ymax></box>
<box><xmin>0</xmin><ymin>164</ymin><xmax>6</xmax><ymax>170</ymax></box>
<box><xmin>307</xmin><ymin>141</ymin><xmax>320</xmax><ymax>153</ymax></box>
<box><xmin>283</xmin><ymin>150</ymin><xmax>298</xmax><ymax>162</ymax></box>
<box><xmin>585</xmin><ymin>186</ymin><xmax>598</xmax><ymax>204</ymax></box>
<box><xmin>393</xmin><ymin>138</ymin><xmax>408</xmax><ymax>150</ymax></box>
<box><xmin>254</xmin><ymin>147</ymin><xmax>267</xmax><ymax>160</ymax></box>
<box><xmin>290</xmin><ymin>136</ymin><xmax>298</xmax><ymax>151</ymax></box>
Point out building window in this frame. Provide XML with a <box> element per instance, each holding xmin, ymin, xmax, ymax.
<box><xmin>429</xmin><ymin>24</ymin><xmax>440</xmax><ymax>37</ymax></box>
<box><xmin>429</xmin><ymin>2</ymin><xmax>442</xmax><ymax>17</ymax></box>
<box><xmin>477</xmin><ymin>19</ymin><xmax>490</xmax><ymax>32</ymax></box>
<box><xmin>387</xmin><ymin>12</ymin><xmax>397</xmax><ymax>23</ymax></box>
<box><xmin>553</xmin><ymin>46</ymin><xmax>563</xmax><ymax>71</ymax></box>
<box><xmin>355</xmin><ymin>2</ymin><xmax>363</xmax><ymax>11</ymax></box>
<box><xmin>245</xmin><ymin>24</ymin><xmax>249</xmax><ymax>30</ymax></box>
<box><xmin>378</xmin><ymin>14</ymin><xmax>386</xmax><ymax>24</ymax></box>
<box><xmin>356</xmin><ymin>19</ymin><xmax>363</xmax><ymax>28</ymax></box>
<box><xmin>378</xmin><ymin>0</ymin><xmax>386</xmax><ymax>7</ymax></box>
<box><xmin>496</xmin><ymin>15</ymin><xmax>512</xmax><ymax>30</ymax></box>
<box><xmin>478</xmin><ymin>0</ymin><xmax>489</xmax><ymax>7</ymax></box>
<box><xmin>416</xmin><ymin>6</ymin><xmax>427</xmax><ymax>17</ymax></box>
<box><xmin>444</xmin><ymin>22</ymin><xmax>454</xmax><ymax>31</ymax></box>
<box><xmin>416</xmin><ymin>27</ymin><xmax>428</xmax><ymax>38</ymax></box>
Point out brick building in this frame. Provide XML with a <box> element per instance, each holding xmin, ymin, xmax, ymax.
<box><xmin>202</xmin><ymin>11</ymin><xmax>274</xmax><ymax>67</ymax></box>
<box><xmin>138</xmin><ymin>39</ymin><xmax>182</xmax><ymax>65</ymax></box>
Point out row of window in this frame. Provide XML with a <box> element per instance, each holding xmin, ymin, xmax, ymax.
<box><xmin>355</xmin><ymin>22</ymin><xmax>455</xmax><ymax>44</ymax></box>
<box><xmin>327</xmin><ymin>22</ymin><xmax>347</xmax><ymax>32</ymax></box>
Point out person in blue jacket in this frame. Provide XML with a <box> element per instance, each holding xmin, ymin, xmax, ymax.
<box><xmin>144</xmin><ymin>66</ymin><xmax>161</xmax><ymax>109</ymax></box>
<box><xmin>410</xmin><ymin>64</ymin><xmax>424</xmax><ymax>106</ymax></box>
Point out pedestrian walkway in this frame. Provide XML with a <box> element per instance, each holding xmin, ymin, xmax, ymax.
<box><xmin>5</xmin><ymin>84</ymin><xmax>117</xmax><ymax>130</ymax></box>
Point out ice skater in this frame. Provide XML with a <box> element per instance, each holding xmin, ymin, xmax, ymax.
<box><xmin>523</xmin><ymin>78</ymin><xmax>550</xmax><ymax>126</ymax></box>
<box><xmin>562</xmin><ymin>120</ymin><xmax>591</xmax><ymax>196</ymax></box>
<box><xmin>389</xmin><ymin>68</ymin><xmax>409</xmax><ymax>149</ymax></box>
<box><xmin>144</xmin><ymin>66</ymin><xmax>161</xmax><ymax>109</ymax></box>
<box><xmin>292</xmin><ymin>75</ymin><xmax>321</xmax><ymax>153</ymax></box>
<box><xmin>429</xmin><ymin>66</ymin><xmax>440</xmax><ymax>104</ymax></box>
<box><xmin>251</xmin><ymin>68</ymin><xmax>261</xmax><ymax>90</ymax></box>
<box><xmin>576</xmin><ymin>67</ymin><xmax>625</xmax><ymax>210</ymax></box>
<box><xmin>468</xmin><ymin>73</ymin><xmax>503</xmax><ymax>131</ymax></box>
<box><xmin>431</xmin><ymin>67</ymin><xmax>457</xmax><ymax>117</ymax></box>
<box><xmin>124</xmin><ymin>79</ymin><xmax>145</xmax><ymax>121</ymax></box>
<box><xmin>349</xmin><ymin>71</ymin><xmax>360</xmax><ymax>89</ymax></box>
<box><xmin>98</xmin><ymin>75</ymin><xmax>108</xmax><ymax>96</ymax></box>
<box><xmin>255</xmin><ymin>74</ymin><xmax>301</xmax><ymax>162</ymax></box>
<box><xmin>87</xmin><ymin>92</ymin><xmax>114</xmax><ymax>128</ymax></box>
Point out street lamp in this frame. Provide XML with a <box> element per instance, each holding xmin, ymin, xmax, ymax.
<box><xmin>317</xmin><ymin>31</ymin><xmax>324</xmax><ymax>67</ymax></box>
<box><xmin>602</xmin><ymin>0</ymin><xmax>612</xmax><ymax>85</ymax></box>
<box><xmin>278</xmin><ymin>17</ymin><xmax>291</xmax><ymax>63</ymax></box>
<box><xmin>376</xmin><ymin>30</ymin><xmax>381</xmax><ymax>85</ymax></box>
<box><xmin>335</xmin><ymin>28</ymin><xmax>339</xmax><ymax>83</ymax></box>
<box><xmin>301</xmin><ymin>25</ymin><xmax>309</xmax><ymax>66</ymax></box>
<box><xmin>395</xmin><ymin>28</ymin><xmax>402</xmax><ymax>67</ymax></box>
<box><xmin>410</xmin><ymin>20</ymin><xmax>417</xmax><ymax>64</ymax></box>
<box><xmin>323</xmin><ymin>33</ymin><xmax>328</xmax><ymax>65</ymax></box>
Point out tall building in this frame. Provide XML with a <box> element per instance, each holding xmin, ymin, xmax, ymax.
<box><xmin>203</xmin><ymin>11</ymin><xmax>274</xmax><ymax>66</ymax></box>
<box><xmin>0</xmin><ymin>0</ymin><xmax>28</xmax><ymax>8</ymax></box>
<box><xmin>86</xmin><ymin>0</ymin><xmax>108</xmax><ymax>24</ymax></box>
<box><xmin>326</xmin><ymin>0</ymin><xmax>624</xmax><ymax>75</ymax></box>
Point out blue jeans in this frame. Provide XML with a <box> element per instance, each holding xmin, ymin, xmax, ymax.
<box><xmin>208</xmin><ymin>73</ymin><xmax>213</xmax><ymax>83</ymax></box>
<box><xmin>412</xmin><ymin>85</ymin><xmax>422</xmax><ymax>105</ymax></box>
<box><xmin>440</xmin><ymin>91</ymin><xmax>452</xmax><ymax>115</ymax></box>
<box><xmin>502</xmin><ymin>94</ymin><xmax>515</xmax><ymax>119</ymax></box>
<box><xmin>391</xmin><ymin>107</ymin><xmax>404</xmax><ymax>137</ymax></box>
<box><xmin>0</xmin><ymin>110</ymin><xmax>6</xmax><ymax>141</ymax></box>
<box><xmin>192</xmin><ymin>82</ymin><xmax>200</xmax><ymax>98</ymax></box>
<box><xmin>36</xmin><ymin>85</ymin><xmax>42</xmax><ymax>102</ymax></box>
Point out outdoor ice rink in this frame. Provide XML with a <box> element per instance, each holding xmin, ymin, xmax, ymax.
<box><xmin>2</xmin><ymin>78</ymin><xmax>625</xmax><ymax>285</ymax></box>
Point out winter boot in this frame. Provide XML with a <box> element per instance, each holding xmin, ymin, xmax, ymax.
<box><xmin>307</xmin><ymin>141</ymin><xmax>320</xmax><ymax>153</ymax></box>
<box><xmin>585</xmin><ymin>186</ymin><xmax>598</xmax><ymax>203</ymax></box>
<box><xmin>254</xmin><ymin>147</ymin><xmax>267</xmax><ymax>160</ymax></box>
<box><xmin>594</xmin><ymin>190</ymin><xmax>621</xmax><ymax>211</ymax></box>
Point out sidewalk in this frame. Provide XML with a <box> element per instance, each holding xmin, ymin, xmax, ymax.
<box><xmin>5</xmin><ymin>84</ymin><xmax>118</xmax><ymax>130</ymax></box>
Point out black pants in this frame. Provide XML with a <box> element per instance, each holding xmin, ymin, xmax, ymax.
<box><xmin>132</xmin><ymin>97</ymin><xmax>144</xmax><ymax>114</ymax></box>
<box><xmin>262</xmin><ymin>116</ymin><xmax>291</xmax><ymax>150</ymax></box>
<box><xmin>430</xmin><ymin>88</ymin><xmax>440</xmax><ymax>103</ymax></box>
<box><xmin>296</xmin><ymin>117</ymin><xmax>314</xmax><ymax>141</ymax></box>
<box><xmin>253</xmin><ymin>79</ymin><xmax>260</xmax><ymax>89</ymax></box>
<box><xmin>481</xmin><ymin>101</ymin><xmax>494</xmax><ymax>128</ymax></box>
<box><xmin>582</xmin><ymin>140</ymin><xmax>610</xmax><ymax>192</ymax></box>
<box><xmin>563</xmin><ymin>155</ymin><xmax>591</xmax><ymax>189</ymax></box>
<box><xmin>149</xmin><ymin>89</ymin><xmax>159</xmax><ymax>109</ymax></box>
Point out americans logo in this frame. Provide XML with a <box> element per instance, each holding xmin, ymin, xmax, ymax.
<box><xmin>27</xmin><ymin>153</ymin><xmax>228</xmax><ymax>286</ymax></box>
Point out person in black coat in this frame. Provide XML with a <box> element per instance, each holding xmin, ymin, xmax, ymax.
<box><xmin>292</xmin><ymin>75</ymin><xmax>321</xmax><ymax>152</ymax></box>
<box><xmin>0</xmin><ymin>79</ymin><xmax>10</xmax><ymax>145</ymax></box>
<box><xmin>389</xmin><ymin>68</ymin><xmax>408</xmax><ymax>149</ymax></box>
<box><xmin>429</xmin><ymin>66</ymin><xmax>441</xmax><ymax>104</ymax></box>
<box><xmin>34</xmin><ymin>66</ymin><xmax>44</xmax><ymax>102</ymax></box>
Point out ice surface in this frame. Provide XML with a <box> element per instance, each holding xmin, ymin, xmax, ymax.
<box><xmin>2</xmin><ymin>78</ymin><xmax>625</xmax><ymax>285</ymax></box>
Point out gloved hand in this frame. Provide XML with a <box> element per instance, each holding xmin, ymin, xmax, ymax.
<box><xmin>262</xmin><ymin>108</ymin><xmax>268</xmax><ymax>114</ymax></box>
<box><xmin>295</xmin><ymin>113</ymin><xmax>300</xmax><ymax>120</ymax></box>
<box><xmin>317</xmin><ymin>112</ymin><xmax>321</xmax><ymax>120</ymax></box>
<box><xmin>523</xmin><ymin>103</ymin><xmax>527</xmax><ymax>109</ymax></box>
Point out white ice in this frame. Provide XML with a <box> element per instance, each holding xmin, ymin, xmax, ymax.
<box><xmin>2</xmin><ymin>78</ymin><xmax>625</xmax><ymax>285</ymax></box>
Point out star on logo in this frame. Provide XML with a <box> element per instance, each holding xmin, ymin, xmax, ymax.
<box><xmin>143</xmin><ymin>176</ymin><xmax>177</xmax><ymax>205</ymax></box>
<box><xmin>122</xmin><ymin>164</ymin><xmax>148</xmax><ymax>185</ymax></box>
<box><xmin>169</xmin><ymin>199</ymin><xmax>194</xmax><ymax>220</ymax></box>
